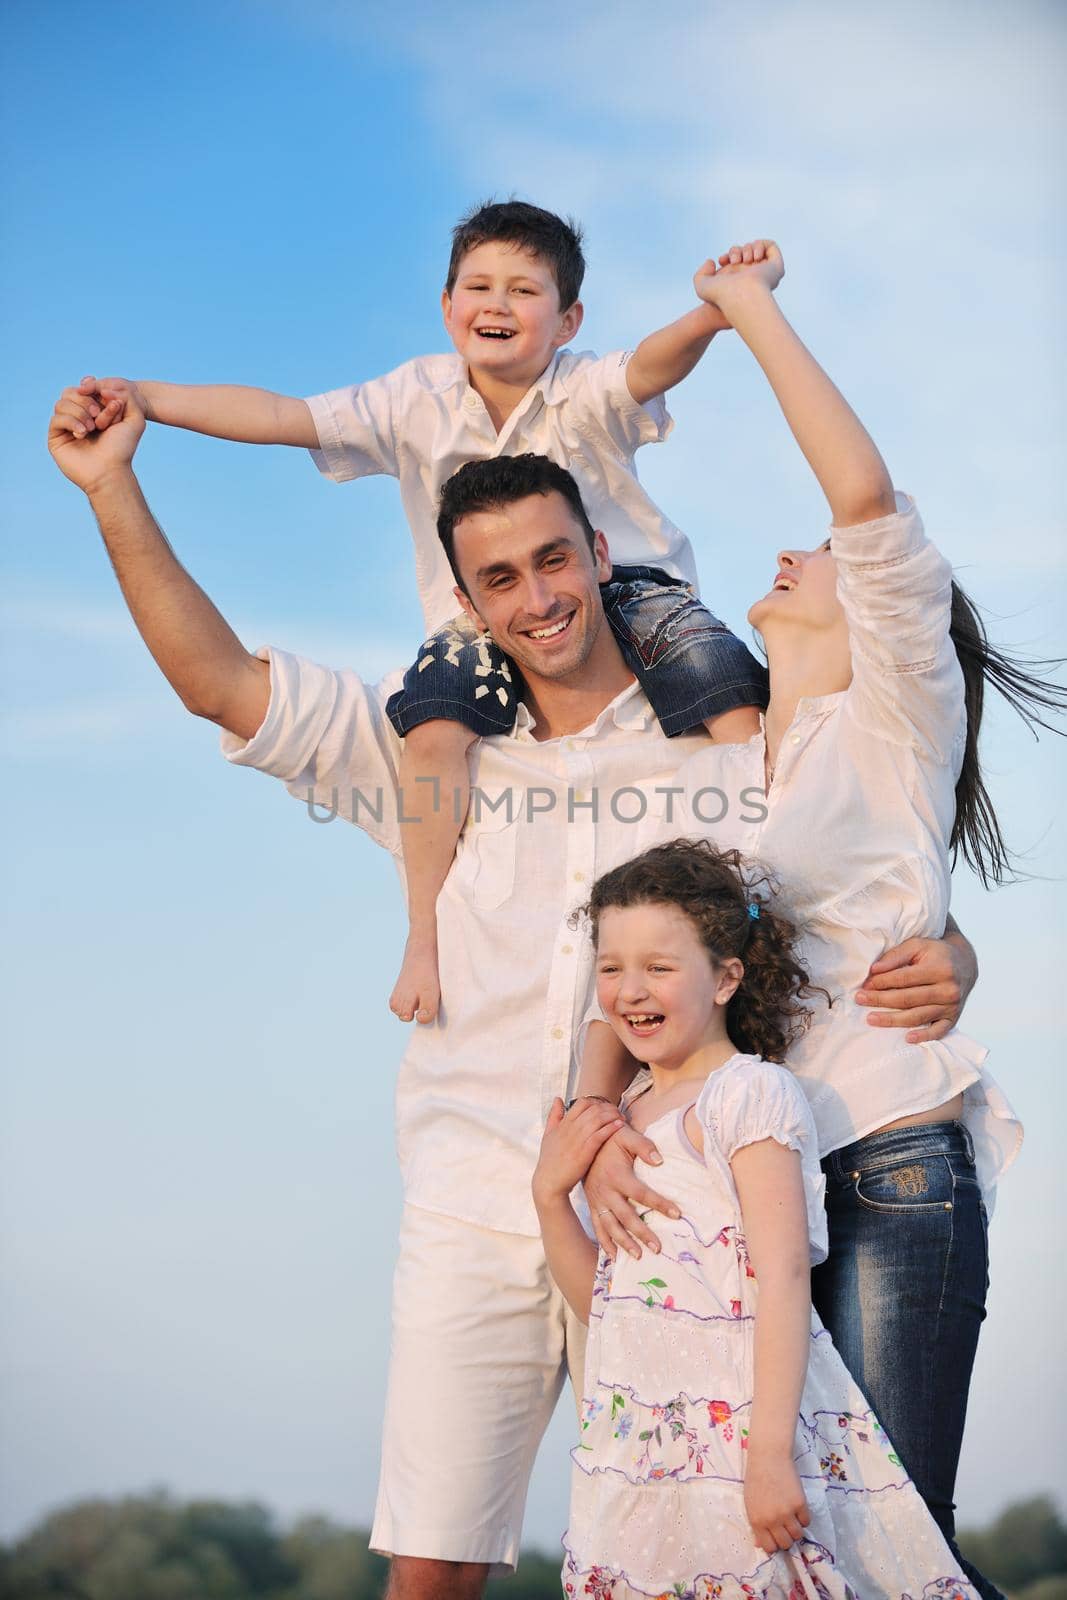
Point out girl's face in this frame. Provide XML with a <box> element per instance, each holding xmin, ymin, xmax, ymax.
<box><xmin>595</xmin><ymin>902</ymin><xmax>741</xmax><ymax>1078</ymax></box>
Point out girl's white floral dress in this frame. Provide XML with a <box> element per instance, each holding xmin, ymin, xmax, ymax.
<box><xmin>563</xmin><ymin>1054</ymin><xmax>980</xmax><ymax>1600</ymax></box>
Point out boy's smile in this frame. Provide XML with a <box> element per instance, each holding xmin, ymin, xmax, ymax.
<box><xmin>442</xmin><ymin>240</ymin><xmax>583</xmax><ymax>392</ymax></box>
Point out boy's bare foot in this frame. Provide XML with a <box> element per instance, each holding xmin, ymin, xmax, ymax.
<box><xmin>389</xmin><ymin>934</ymin><xmax>442</xmax><ymax>1024</ymax></box>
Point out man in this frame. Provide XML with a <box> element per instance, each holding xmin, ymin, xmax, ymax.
<box><xmin>47</xmin><ymin>388</ymin><xmax>972</xmax><ymax>1600</ymax></box>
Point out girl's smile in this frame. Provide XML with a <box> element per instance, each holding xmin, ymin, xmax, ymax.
<box><xmin>595</xmin><ymin>902</ymin><xmax>742</xmax><ymax>1087</ymax></box>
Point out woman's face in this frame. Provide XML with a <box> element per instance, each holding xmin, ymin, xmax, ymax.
<box><xmin>747</xmin><ymin>541</ymin><xmax>843</xmax><ymax>634</ymax></box>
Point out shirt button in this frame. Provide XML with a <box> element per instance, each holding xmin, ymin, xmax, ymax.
<box><xmin>552</xmin><ymin>1027</ymin><xmax>564</xmax><ymax>1040</ymax></box>
<box><xmin>573</xmin><ymin>871</ymin><xmax>585</xmax><ymax>882</ymax></box>
<box><xmin>561</xmin><ymin>944</ymin><xmax>574</xmax><ymax>955</ymax></box>
<box><xmin>790</xmin><ymin>733</ymin><xmax>801</xmax><ymax>745</ymax></box>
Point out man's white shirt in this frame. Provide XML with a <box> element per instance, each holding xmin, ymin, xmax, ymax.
<box><xmin>222</xmin><ymin>654</ymin><xmax>710</xmax><ymax>1236</ymax></box>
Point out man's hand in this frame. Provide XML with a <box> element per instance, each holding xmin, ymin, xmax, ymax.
<box><xmin>532</xmin><ymin>1098</ymin><xmax>624</xmax><ymax>1209</ymax></box>
<box><xmin>856</xmin><ymin>931</ymin><xmax>977</xmax><ymax>1044</ymax></box>
<box><xmin>48</xmin><ymin>385</ymin><xmax>145</xmax><ymax>494</ymax></box>
<box><xmin>693</xmin><ymin>241</ymin><xmax>785</xmax><ymax>317</ymax></box>
<box><xmin>582</xmin><ymin>1125</ymin><xmax>680</xmax><ymax>1260</ymax></box>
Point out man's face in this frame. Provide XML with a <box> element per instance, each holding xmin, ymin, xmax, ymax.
<box><xmin>442</xmin><ymin>241</ymin><xmax>582</xmax><ymax>384</ymax></box>
<box><xmin>452</xmin><ymin>491</ymin><xmax>612</xmax><ymax>688</ymax></box>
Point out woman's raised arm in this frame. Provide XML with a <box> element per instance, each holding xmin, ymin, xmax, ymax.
<box><xmin>694</xmin><ymin>243</ymin><xmax>895</xmax><ymax>528</ymax></box>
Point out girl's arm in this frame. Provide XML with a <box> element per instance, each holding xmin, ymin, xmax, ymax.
<box><xmin>731</xmin><ymin>1138</ymin><xmax>814</xmax><ymax>1556</ymax></box>
<box><xmin>76</xmin><ymin>375</ymin><xmax>319</xmax><ymax>447</ymax></box>
<box><xmin>532</xmin><ymin>1098</ymin><xmax>624</xmax><ymax>1323</ymax></box>
<box><xmin>693</xmin><ymin>245</ymin><xmax>894</xmax><ymax>526</ymax></box>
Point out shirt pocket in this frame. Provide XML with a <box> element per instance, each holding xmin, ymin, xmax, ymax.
<box><xmin>461</xmin><ymin>791</ymin><xmax>522</xmax><ymax>911</ymax></box>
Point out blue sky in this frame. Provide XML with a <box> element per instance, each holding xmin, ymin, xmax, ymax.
<box><xmin>2</xmin><ymin>0</ymin><xmax>1064</xmax><ymax>1551</ymax></box>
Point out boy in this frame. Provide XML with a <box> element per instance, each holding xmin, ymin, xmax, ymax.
<box><xmin>75</xmin><ymin>201</ymin><xmax>771</xmax><ymax>1026</ymax></box>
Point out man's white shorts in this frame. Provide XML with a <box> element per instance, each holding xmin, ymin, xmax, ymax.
<box><xmin>370</xmin><ymin>1203</ymin><xmax>587</xmax><ymax>1571</ymax></box>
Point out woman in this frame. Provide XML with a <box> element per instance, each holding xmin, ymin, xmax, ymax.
<box><xmin>581</xmin><ymin>241</ymin><xmax>1061</xmax><ymax>1598</ymax></box>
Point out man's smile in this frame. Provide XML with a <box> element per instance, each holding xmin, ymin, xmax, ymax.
<box><xmin>521</xmin><ymin>611</ymin><xmax>576</xmax><ymax>643</ymax></box>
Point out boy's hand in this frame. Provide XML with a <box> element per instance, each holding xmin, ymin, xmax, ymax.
<box><xmin>744</xmin><ymin>1451</ymin><xmax>811</xmax><ymax>1555</ymax></box>
<box><xmin>532</xmin><ymin>1098</ymin><xmax>623</xmax><ymax>1208</ymax></box>
<box><xmin>48</xmin><ymin>384</ymin><xmax>145</xmax><ymax>494</ymax></box>
<box><xmin>77</xmin><ymin>375</ymin><xmax>145</xmax><ymax>432</ymax></box>
<box><xmin>694</xmin><ymin>241</ymin><xmax>784</xmax><ymax>316</ymax></box>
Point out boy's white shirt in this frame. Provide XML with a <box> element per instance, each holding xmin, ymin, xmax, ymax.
<box><xmin>305</xmin><ymin>349</ymin><xmax>698</xmax><ymax>636</ymax></box>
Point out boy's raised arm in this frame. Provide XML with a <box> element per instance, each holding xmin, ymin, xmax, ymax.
<box><xmin>624</xmin><ymin>238</ymin><xmax>781</xmax><ymax>406</ymax></box>
<box><xmin>77</xmin><ymin>375</ymin><xmax>319</xmax><ymax>448</ymax></box>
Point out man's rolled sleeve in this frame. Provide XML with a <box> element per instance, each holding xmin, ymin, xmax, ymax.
<box><xmin>569</xmin><ymin>350</ymin><xmax>674</xmax><ymax>458</ymax></box>
<box><xmin>221</xmin><ymin>647</ymin><xmax>404</xmax><ymax>855</ymax></box>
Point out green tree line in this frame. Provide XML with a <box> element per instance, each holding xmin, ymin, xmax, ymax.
<box><xmin>1</xmin><ymin>1492</ymin><xmax>1064</xmax><ymax>1599</ymax></box>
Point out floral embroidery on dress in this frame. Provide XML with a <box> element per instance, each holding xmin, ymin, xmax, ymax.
<box><xmin>714</xmin><ymin>1224</ymin><xmax>756</xmax><ymax>1279</ymax></box>
<box><xmin>563</xmin><ymin>1060</ymin><xmax>980</xmax><ymax>1600</ymax></box>
<box><xmin>592</xmin><ymin>1251</ymin><xmax>614</xmax><ymax>1306</ymax></box>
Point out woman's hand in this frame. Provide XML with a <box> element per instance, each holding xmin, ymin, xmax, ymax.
<box><xmin>581</xmin><ymin>1125</ymin><xmax>681</xmax><ymax>1260</ymax></box>
<box><xmin>744</xmin><ymin>1450</ymin><xmax>811</xmax><ymax>1554</ymax></box>
<box><xmin>694</xmin><ymin>240</ymin><xmax>784</xmax><ymax>317</ymax></box>
<box><xmin>532</xmin><ymin>1098</ymin><xmax>623</xmax><ymax>1208</ymax></box>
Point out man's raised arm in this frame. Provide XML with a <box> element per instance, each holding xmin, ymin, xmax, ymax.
<box><xmin>48</xmin><ymin>386</ymin><xmax>270</xmax><ymax>741</ymax></box>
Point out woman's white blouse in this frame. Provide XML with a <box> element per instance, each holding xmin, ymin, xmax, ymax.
<box><xmin>673</xmin><ymin>495</ymin><xmax>1020</xmax><ymax>1204</ymax></box>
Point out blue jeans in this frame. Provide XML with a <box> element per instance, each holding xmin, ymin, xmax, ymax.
<box><xmin>811</xmin><ymin>1122</ymin><xmax>1004</xmax><ymax>1600</ymax></box>
<box><xmin>600</xmin><ymin>564</ymin><xmax>768</xmax><ymax>736</ymax></box>
<box><xmin>385</xmin><ymin>564</ymin><xmax>768</xmax><ymax>739</ymax></box>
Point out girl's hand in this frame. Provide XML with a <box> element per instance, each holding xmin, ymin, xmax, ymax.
<box><xmin>532</xmin><ymin>1097</ymin><xmax>624</xmax><ymax>1207</ymax></box>
<box><xmin>744</xmin><ymin>1452</ymin><xmax>811</xmax><ymax>1554</ymax></box>
<box><xmin>693</xmin><ymin>241</ymin><xmax>784</xmax><ymax>317</ymax></box>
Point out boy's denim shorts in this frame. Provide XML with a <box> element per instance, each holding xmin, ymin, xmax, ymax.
<box><xmin>385</xmin><ymin>564</ymin><xmax>769</xmax><ymax>740</ymax></box>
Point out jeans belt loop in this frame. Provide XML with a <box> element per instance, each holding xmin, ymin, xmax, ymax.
<box><xmin>957</xmin><ymin>1118</ymin><xmax>975</xmax><ymax>1166</ymax></box>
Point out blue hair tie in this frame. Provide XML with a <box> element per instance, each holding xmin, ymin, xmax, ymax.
<box><xmin>747</xmin><ymin>902</ymin><xmax>761</xmax><ymax>920</ymax></box>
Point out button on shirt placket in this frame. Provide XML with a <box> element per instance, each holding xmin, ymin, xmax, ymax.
<box><xmin>539</xmin><ymin>736</ymin><xmax>596</xmax><ymax>1122</ymax></box>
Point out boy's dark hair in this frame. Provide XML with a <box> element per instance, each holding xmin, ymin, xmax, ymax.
<box><xmin>582</xmin><ymin>839</ymin><xmax>826</xmax><ymax>1064</ymax></box>
<box><xmin>445</xmin><ymin>200</ymin><xmax>586</xmax><ymax>311</ymax></box>
<box><xmin>437</xmin><ymin>453</ymin><xmax>596</xmax><ymax>593</ymax></box>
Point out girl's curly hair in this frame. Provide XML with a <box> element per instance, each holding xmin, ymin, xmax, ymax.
<box><xmin>584</xmin><ymin>839</ymin><xmax>825</xmax><ymax>1064</ymax></box>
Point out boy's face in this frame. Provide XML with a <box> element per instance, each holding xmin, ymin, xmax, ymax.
<box><xmin>442</xmin><ymin>241</ymin><xmax>583</xmax><ymax>384</ymax></box>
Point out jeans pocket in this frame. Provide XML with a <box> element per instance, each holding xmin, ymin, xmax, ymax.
<box><xmin>852</xmin><ymin>1153</ymin><xmax>955</xmax><ymax>1214</ymax></box>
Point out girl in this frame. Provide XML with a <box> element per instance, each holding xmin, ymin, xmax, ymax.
<box><xmin>534</xmin><ymin>838</ymin><xmax>979</xmax><ymax>1599</ymax></box>
<box><xmin>580</xmin><ymin>243</ymin><xmax>1062</xmax><ymax>1598</ymax></box>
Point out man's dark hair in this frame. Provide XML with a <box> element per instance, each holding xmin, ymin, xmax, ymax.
<box><xmin>445</xmin><ymin>200</ymin><xmax>586</xmax><ymax>311</ymax></box>
<box><xmin>437</xmin><ymin>454</ymin><xmax>596</xmax><ymax>593</ymax></box>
